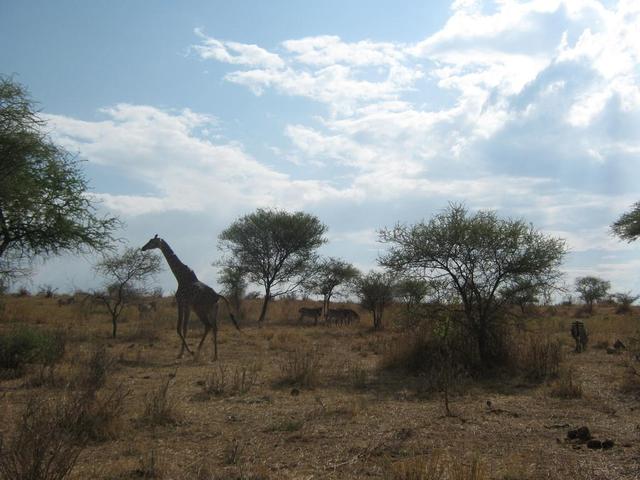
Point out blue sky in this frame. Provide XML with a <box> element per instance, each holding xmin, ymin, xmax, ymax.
<box><xmin>1</xmin><ymin>0</ymin><xmax>639</xmax><ymax>298</ymax></box>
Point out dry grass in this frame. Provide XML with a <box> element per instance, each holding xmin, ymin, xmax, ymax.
<box><xmin>276</xmin><ymin>344</ymin><xmax>322</xmax><ymax>387</ymax></box>
<box><xmin>509</xmin><ymin>332</ymin><xmax>562</xmax><ymax>380</ymax></box>
<box><xmin>619</xmin><ymin>365</ymin><xmax>640</xmax><ymax>397</ymax></box>
<box><xmin>0</xmin><ymin>397</ymin><xmax>84</xmax><ymax>480</ymax></box>
<box><xmin>197</xmin><ymin>363</ymin><xmax>260</xmax><ymax>398</ymax></box>
<box><xmin>140</xmin><ymin>376</ymin><xmax>180</xmax><ymax>427</ymax></box>
<box><xmin>386</xmin><ymin>453</ymin><xmax>486</xmax><ymax>480</ymax></box>
<box><xmin>1</xmin><ymin>295</ymin><xmax>639</xmax><ymax>479</ymax></box>
<box><xmin>548</xmin><ymin>367</ymin><xmax>583</xmax><ymax>399</ymax></box>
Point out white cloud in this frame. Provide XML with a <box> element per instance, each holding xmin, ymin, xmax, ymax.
<box><xmin>45</xmin><ymin>104</ymin><xmax>352</xmax><ymax>216</ymax></box>
<box><xmin>282</xmin><ymin>35</ymin><xmax>407</xmax><ymax>67</ymax></box>
<box><xmin>192</xmin><ymin>31</ymin><xmax>422</xmax><ymax>113</ymax></box>
<box><xmin>34</xmin><ymin>1</ymin><xmax>640</xmax><ymax>293</ymax></box>
<box><xmin>192</xmin><ymin>28</ymin><xmax>284</xmax><ymax>69</ymax></box>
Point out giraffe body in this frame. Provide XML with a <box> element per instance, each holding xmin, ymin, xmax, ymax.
<box><xmin>141</xmin><ymin>235</ymin><xmax>240</xmax><ymax>360</ymax></box>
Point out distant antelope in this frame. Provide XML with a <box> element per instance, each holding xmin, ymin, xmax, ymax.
<box><xmin>298</xmin><ymin>307</ymin><xmax>323</xmax><ymax>325</ymax></box>
<box><xmin>326</xmin><ymin>308</ymin><xmax>360</xmax><ymax>326</ymax></box>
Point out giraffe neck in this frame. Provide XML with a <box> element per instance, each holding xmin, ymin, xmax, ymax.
<box><xmin>158</xmin><ymin>240</ymin><xmax>198</xmax><ymax>285</ymax></box>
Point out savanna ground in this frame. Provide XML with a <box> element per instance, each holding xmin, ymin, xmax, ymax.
<box><xmin>1</xmin><ymin>295</ymin><xmax>639</xmax><ymax>480</ymax></box>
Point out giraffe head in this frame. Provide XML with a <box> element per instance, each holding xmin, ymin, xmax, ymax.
<box><xmin>141</xmin><ymin>234</ymin><xmax>162</xmax><ymax>251</ymax></box>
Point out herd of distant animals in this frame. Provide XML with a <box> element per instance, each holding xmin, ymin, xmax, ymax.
<box><xmin>297</xmin><ymin>306</ymin><xmax>360</xmax><ymax>326</ymax></box>
<box><xmin>53</xmin><ymin>234</ymin><xmax>595</xmax><ymax>361</ymax></box>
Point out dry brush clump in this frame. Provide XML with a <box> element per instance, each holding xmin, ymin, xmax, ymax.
<box><xmin>347</xmin><ymin>361</ymin><xmax>368</xmax><ymax>389</ymax></box>
<box><xmin>276</xmin><ymin>344</ymin><xmax>322</xmax><ymax>388</ymax></box>
<box><xmin>58</xmin><ymin>344</ymin><xmax>129</xmax><ymax>443</ymax></box>
<box><xmin>74</xmin><ymin>344</ymin><xmax>116</xmax><ymax>391</ymax></box>
<box><xmin>619</xmin><ymin>365</ymin><xmax>640</xmax><ymax>397</ymax></box>
<box><xmin>0</xmin><ymin>342</ymin><xmax>126</xmax><ymax>476</ymax></box>
<box><xmin>59</xmin><ymin>384</ymin><xmax>130</xmax><ymax>443</ymax></box>
<box><xmin>548</xmin><ymin>367</ymin><xmax>583</xmax><ymax>399</ymax></box>
<box><xmin>198</xmin><ymin>363</ymin><xmax>260</xmax><ymax>398</ymax></box>
<box><xmin>386</xmin><ymin>453</ymin><xmax>487</xmax><ymax>480</ymax></box>
<box><xmin>508</xmin><ymin>332</ymin><xmax>562</xmax><ymax>381</ymax></box>
<box><xmin>140</xmin><ymin>376</ymin><xmax>180</xmax><ymax>427</ymax></box>
<box><xmin>0</xmin><ymin>397</ymin><xmax>83</xmax><ymax>480</ymax></box>
<box><xmin>133</xmin><ymin>449</ymin><xmax>165</xmax><ymax>479</ymax></box>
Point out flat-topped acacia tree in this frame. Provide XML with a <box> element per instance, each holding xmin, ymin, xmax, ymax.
<box><xmin>304</xmin><ymin>257</ymin><xmax>360</xmax><ymax>323</ymax></box>
<box><xmin>218</xmin><ymin>208</ymin><xmax>327</xmax><ymax>323</ymax></box>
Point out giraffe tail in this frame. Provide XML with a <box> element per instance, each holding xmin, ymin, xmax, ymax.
<box><xmin>219</xmin><ymin>294</ymin><xmax>242</xmax><ymax>332</ymax></box>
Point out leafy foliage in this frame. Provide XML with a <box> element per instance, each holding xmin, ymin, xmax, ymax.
<box><xmin>575</xmin><ymin>276</ymin><xmax>610</xmax><ymax>312</ymax></box>
<box><xmin>94</xmin><ymin>247</ymin><xmax>162</xmax><ymax>337</ymax></box>
<box><xmin>354</xmin><ymin>271</ymin><xmax>396</xmax><ymax>329</ymax></box>
<box><xmin>218</xmin><ymin>265</ymin><xmax>247</xmax><ymax>315</ymax></box>
<box><xmin>0</xmin><ymin>77</ymin><xmax>119</xmax><ymax>281</ymax></box>
<box><xmin>304</xmin><ymin>257</ymin><xmax>359</xmax><ymax>322</ymax></box>
<box><xmin>380</xmin><ymin>203</ymin><xmax>566</xmax><ymax>365</ymax></box>
<box><xmin>0</xmin><ymin>327</ymin><xmax>66</xmax><ymax>375</ymax></box>
<box><xmin>611</xmin><ymin>201</ymin><xmax>640</xmax><ymax>242</ymax></box>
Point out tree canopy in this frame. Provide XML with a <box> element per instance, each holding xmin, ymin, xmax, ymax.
<box><xmin>380</xmin><ymin>203</ymin><xmax>566</xmax><ymax>365</ymax></box>
<box><xmin>0</xmin><ymin>77</ymin><xmax>119</xmax><ymax>280</ymax></box>
<box><xmin>304</xmin><ymin>257</ymin><xmax>359</xmax><ymax>322</ymax></box>
<box><xmin>611</xmin><ymin>201</ymin><xmax>640</xmax><ymax>242</ymax></box>
<box><xmin>575</xmin><ymin>276</ymin><xmax>610</xmax><ymax>312</ymax></box>
<box><xmin>218</xmin><ymin>208</ymin><xmax>327</xmax><ymax>322</ymax></box>
<box><xmin>94</xmin><ymin>247</ymin><xmax>162</xmax><ymax>337</ymax></box>
<box><xmin>353</xmin><ymin>271</ymin><xmax>395</xmax><ymax>330</ymax></box>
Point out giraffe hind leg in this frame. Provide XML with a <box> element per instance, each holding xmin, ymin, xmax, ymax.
<box><xmin>211</xmin><ymin>303</ymin><xmax>219</xmax><ymax>361</ymax></box>
<box><xmin>195</xmin><ymin>323</ymin><xmax>211</xmax><ymax>360</ymax></box>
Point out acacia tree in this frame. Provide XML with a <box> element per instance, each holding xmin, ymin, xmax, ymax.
<box><xmin>218</xmin><ymin>265</ymin><xmax>247</xmax><ymax>319</ymax></box>
<box><xmin>500</xmin><ymin>276</ymin><xmax>541</xmax><ymax>315</ymax></box>
<box><xmin>218</xmin><ymin>208</ymin><xmax>327</xmax><ymax>322</ymax></box>
<box><xmin>0</xmin><ymin>77</ymin><xmax>119</xmax><ymax>281</ymax></box>
<box><xmin>94</xmin><ymin>247</ymin><xmax>162</xmax><ymax>338</ymax></box>
<box><xmin>304</xmin><ymin>257</ymin><xmax>359</xmax><ymax>323</ymax></box>
<box><xmin>380</xmin><ymin>203</ymin><xmax>566</xmax><ymax>366</ymax></box>
<box><xmin>354</xmin><ymin>271</ymin><xmax>395</xmax><ymax>330</ymax></box>
<box><xmin>575</xmin><ymin>276</ymin><xmax>610</xmax><ymax>313</ymax></box>
<box><xmin>611</xmin><ymin>201</ymin><xmax>640</xmax><ymax>242</ymax></box>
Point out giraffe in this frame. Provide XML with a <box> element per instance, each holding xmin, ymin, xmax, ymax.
<box><xmin>141</xmin><ymin>235</ymin><xmax>240</xmax><ymax>360</ymax></box>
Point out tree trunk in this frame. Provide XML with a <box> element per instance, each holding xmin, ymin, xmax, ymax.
<box><xmin>475</xmin><ymin>320</ymin><xmax>495</xmax><ymax>367</ymax></box>
<box><xmin>373</xmin><ymin>307</ymin><xmax>383</xmax><ymax>330</ymax></box>
<box><xmin>258</xmin><ymin>291</ymin><xmax>270</xmax><ymax>323</ymax></box>
<box><xmin>111</xmin><ymin>314</ymin><xmax>118</xmax><ymax>338</ymax></box>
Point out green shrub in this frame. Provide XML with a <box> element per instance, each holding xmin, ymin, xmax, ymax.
<box><xmin>0</xmin><ymin>327</ymin><xmax>66</xmax><ymax>376</ymax></box>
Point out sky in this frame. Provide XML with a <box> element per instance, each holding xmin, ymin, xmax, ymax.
<box><xmin>1</xmin><ymin>0</ymin><xmax>639</xmax><ymax>299</ymax></box>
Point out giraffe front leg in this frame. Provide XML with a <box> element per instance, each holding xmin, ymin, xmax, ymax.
<box><xmin>176</xmin><ymin>304</ymin><xmax>193</xmax><ymax>358</ymax></box>
<box><xmin>183</xmin><ymin>307</ymin><xmax>194</xmax><ymax>356</ymax></box>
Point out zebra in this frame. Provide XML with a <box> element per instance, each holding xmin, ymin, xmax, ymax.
<box><xmin>326</xmin><ymin>308</ymin><xmax>360</xmax><ymax>326</ymax></box>
<box><xmin>298</xmin><ymin>307</ymin><xmax>322</xmax><ymax>325</ymax></box>
<box><xmin>571</xmin><ymin>320</ymin><xmax>588</xmax><ymax>353</ymax></box>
